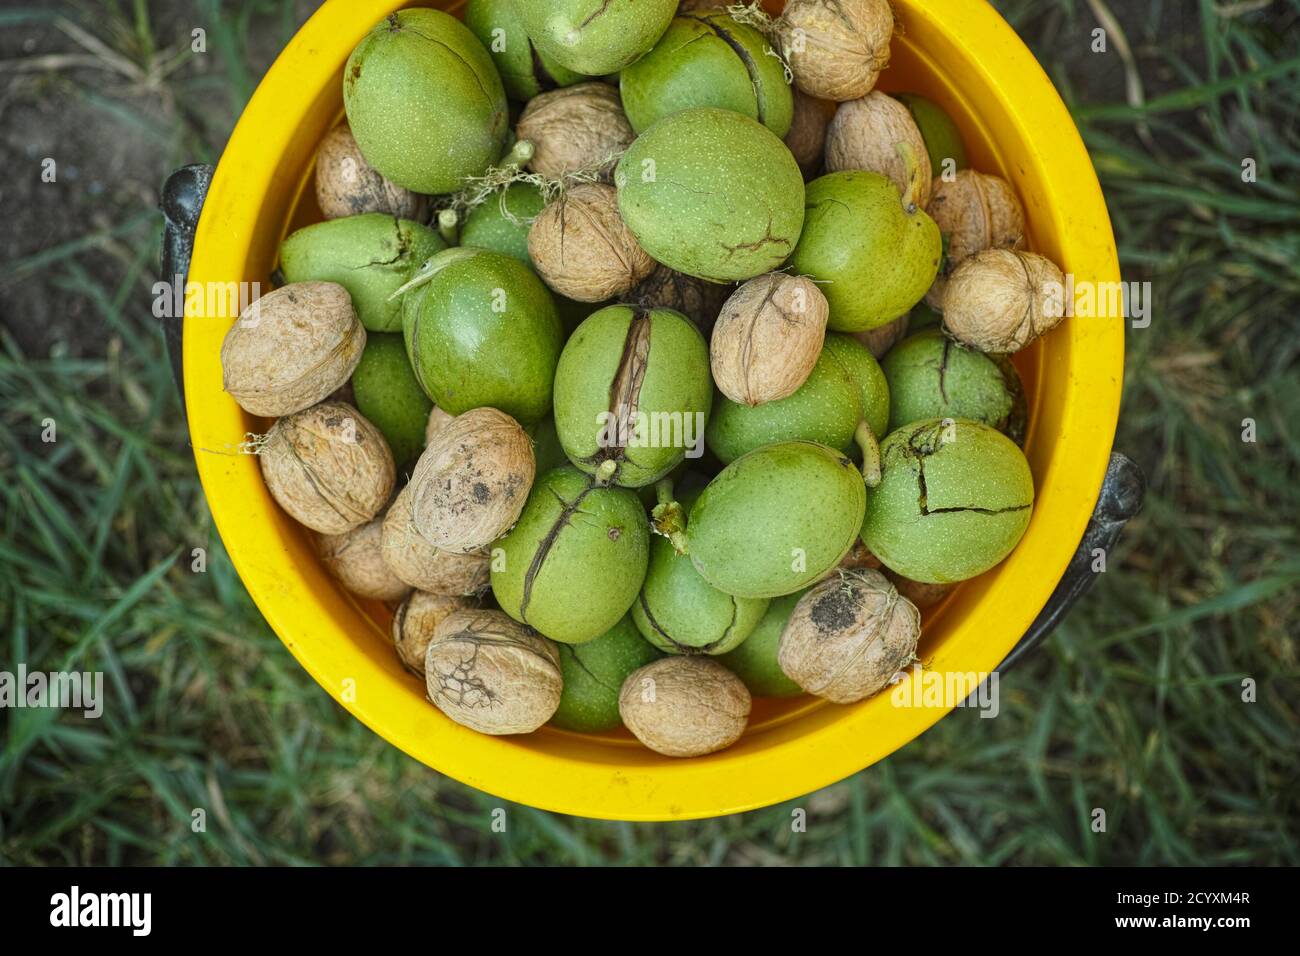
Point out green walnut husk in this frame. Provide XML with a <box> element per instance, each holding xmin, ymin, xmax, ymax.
<box><xmin>718</xmin><ymin>588</ymin><xmax>809</xmax><ymax>698</ymax></box>
<box><xmin>881</xmin><ymin>328</ymin><xmax>1023</xmax><ymax>437</ymax></box>
<box><xmin>616</xmin><ymin>107</ymin><xmax>805</xmax><ymax>282</ymax></box>
<box><xmin>822</xmin><ymin>333</ymin><xmax>891</xmax><ymax>438</ymax></box>
<box><xmin>401</xmin><ymin>247</ymin><xmax>563</xmax><ymax>424</ymax></box>
<box><xmin>706</xmin><ymin>343</ymin><xmax>861</xmax><ymax>465</ymax></box>
<box><xmin>633</xmin><ymin>487</ymin><xmax>769</xmax><ymax>654</ymax></box>
<box><xmin>459</xmin><ymin>183</ymin><xmax>546</xmax><ymax>264</ymax></box>
<box><xmin>895</xmin><ymin>93</ymin><xmax>967</xmax><ymax>178</ymax></box>
<box><xmin>861</xmin><ymin>418</ymin><xmax>1035</xmax><ymax>584</ymax></box>
<box><xmin>706</xmin><ymin>333</ymin><xmax>888</xmax><ymax>465</ymax></box>
<box><xmin>526</xmin><ymin>415</ymin><xmax>568</xmax><ymax>476</ymax></box>
<box><xmin>553</xmin><ymin>305</ymin><xmax>713</xmax><ymax>488</ymax></box>
<box><xmin>655</xmin><ymin>440</ymin><xmax>867</xmax><ymax>599</ymax></box>
<box><xmin>620</xmin><ymin>12</ymin><xmax>793</xmax><ymax>137</ymax></box>
<box><xmin>350</xmin><ymin>332</ymin><xmax>432</xmax><ymax>471</ymax></box>
<box><xmin>788</xmin><ymin>170</ymin><xmax>941</xmax><ymax>332</ymax></box>
<box><xmin>510</xmin><ymin>0</ymin><xmax>677</xmax><ymax>75</ymax></box>
<box><xmin>279</xmin><ymin>214</ymin><xmax>446</xmax><ymax>333</ymax></box>
<box><xmin>344</xmin><ymin>9</ymin><xmax>508</xmax><ymax>194</ymax></box>
<box><xmin>491</xmin><ymin>465</ymin><xmax>650</xmax><ymax>644</ymax></box>
<box><xmin>551</xmin><ymin>614</ymin><xmax>662</xmax><ymax>732</ymax></box>
<box><xmin>464</xmin><ymin>0</ymin><xmax>584</xmax><ymax>101</ymax></box>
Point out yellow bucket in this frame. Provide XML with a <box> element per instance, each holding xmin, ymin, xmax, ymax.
<box><xmin>183</xmin><ymin>0</ymin><xmax>1123</xmax><ymax>820</ymax></box>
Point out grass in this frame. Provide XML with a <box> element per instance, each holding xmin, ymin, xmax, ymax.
<box><xmin>1</xmin><ymin>0</ymin><xmax>1298</xmax><ymax>865</ymax></box>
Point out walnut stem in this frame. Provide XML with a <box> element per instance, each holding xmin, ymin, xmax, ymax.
<box><xmin>594</xmin><ymin>459</ymin><xmax>618</xmax><ymax>483</ymax></box>
<box><xmin>650</xmin><ymin>479</ymin><xmax>690</xmax><ymax>554</ymax></box>
<box><xmin>855</xmin><ymin>420</ymin><xmax>882</xmax><ymax>488</ymax></box>
<box><xmin>896</xmin><ymin>141</ymin><xmax>923</xmax><ymax>215</ymax></box>
<box><xmin>436</xmin><ymin>208</ymin><xmax>459</xmax><ymax>246</ymax></box>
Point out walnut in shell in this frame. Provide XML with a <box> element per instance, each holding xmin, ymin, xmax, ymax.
<box><xmin>221</xmin><ymin>282</ymin><xmax>365</xmax><ymax>418</ymax></box>
<box><xmin>314</xmin><ymin>125</ymin><xmax>427</xmax><ymax>221</ymax></box>
<box><xmin>710</xmin><ymin>273</ymin><xmax>829</xmax><ymax>406</ymax></box>
<box><xmin>259</xmin><ymin>401</ymin><xmax>395</xmax><ymax>535</ymax></box>
<box><xmin>392</xmin><ymin>590</ymin><xmax>479</xmax><ymax>677</ymax></box>
<box><xmin>527</xmin><ymin>183</ymin><xmax>655</xmax><ymax>302</ymax></box>
<box><xmin>775</xmin><ymin>0</ymin><xmax>894</xmax><ymax>102</ymax></box>
<box><xmin>853</xmin><ymin>313</ymin><xmax>909</xmax><ymax>358</ymax></box>
<box><xmin>924</xmin><ymin>170</ymin><xmax>1026</xmax><ymax>307</ymax></box>
<box><xmin>778</xmin><ymin>568</ymin><xmax>920</xmax><ymax>704</ymax></box>
<box><xmin>424</xmin><ymin>609</ymin><xmax>562</xmax><ymax>735</ymax></box>
<box><xmin>630</xmin><ymin>264</ymin><xmax>732</xmax><ymax>335</ymax></box>
<box><xmin>407</xmin><ymin>407</ymin><xmax>535</xmax><ymax>554</ymax></box>
<box><xmin>516</xmin><ymin>82</ymin><xmax>634</xmax><ymax>181</ymax></box>
<box><xmin>942</xmin><ymin>248</ymin><xmax>1068</xmax><ymax>353</ymax></box>
<box><xmin>825</xmin><ymin>91</ymin><xmax>932</xmax><ymax>206</ymax></box>
<box><xmin>785</xmin><ymin>88</ymin><xmax>832</xmax><ymax>179</ymax></box>
<box><xmin>885</xmin><ymin>571</ymin><xmax>954</xmax><ymax>611</ymax></box>
<box><xmin>424</xmin><ymin>406</ymin><xmax>454</xmax><ymax>446</ymax></box>
<box><xmin>380</xmin><ymin>484</ymin><xmax>492</xmax><ymax>595</ymax></box>
<box><xmin>317</xmin><ymin>515</ymin><xmax>411</xmax><ymax>602</ymax></box>
<box><xmin>618</xmin><ymin>657</ymin><xmax>751</xmax><ymax>757</ymax></box>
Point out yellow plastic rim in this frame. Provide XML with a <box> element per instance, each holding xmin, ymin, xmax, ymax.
<box><xmin>185</xmin><ymin>0</ymin><xmax>1123</xmax><ymax>821</ymax></box>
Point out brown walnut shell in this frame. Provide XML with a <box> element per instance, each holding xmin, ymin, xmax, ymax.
<box><xmin>392</xmin><ymin>590</ymin><xmax>479</xmax><ymax>677</ymax></box>
<box><xmin>825</xmin><ymin>91</ymin><xmax>932</xmax><ymax>206</ymax></box>
<box><xmin>618</xmin><ymin>657</ymin><xmax>751</xmax><ymax>757</ymax></box>
<box><xmin>942</xmin><ymin>248</ymin><xmax>1068</xmax><ymax>354</ymax></box>
<box><xmin>527</xmin><ymin>183</ymin><xmax>655</xmax><ymax>302</ymax></box>
<box><xmin>775</xmin><ymin>0</ymin><xmax>894</xmax><ymax>102</ymax></box>
<box><xmin>517</xmin><ymin>82</ymin><xmax>634</xmax><ymax>181</ymax></box>
<box><xmin>924</xmin><ymin>170</ymin><xmax>1026</xmax><ymax>307</ymax></box>
<box><xmin>380</xmin><ymin>484</ymin><xmax>492</xmax><ymax>595</ymax></box>
<box><xmin>317</xmin><ymin>516</ymin><xmax>411</xmax><ymax>602</ymax></box>
<box><xmin>778</xmin><ymin>568</ymin><xmax>921</xmax><ymax>704</ymax></box>
<box><xmin>221</xmin><ymin>282</ymin><xmax>365</xmax><ymax>418</ymax></box>
<box><xmin>259</xmin><ymin>401</ymin><xmax>395</xmax><ymax>535</ymax></box>
<box><xmin>710</xmin><ymin>273</ymin><xmax>829</xmax><ymax>406</ymax></box>
<box><xmin>424</xmin><ymin>609</ymin><xmax>562</xmax><ymax>735</ymax></box>
<box><xmin>314</xmin><ymin>125</ymin><xmax>427</xmax><ymax>221</ymax></box>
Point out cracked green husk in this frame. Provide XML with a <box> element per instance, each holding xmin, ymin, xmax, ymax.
<box><xmin>551</xmin><ymin>614</ymin><xmax>662</xmax><ymax>732</ymax></box>
<box><xmin>861</xmin><ymin>418</ymin><xmax>1034</xmax><ymax>583</ymax></box>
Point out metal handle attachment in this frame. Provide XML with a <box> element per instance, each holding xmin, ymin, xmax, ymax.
<box><xmin>999</xmin><ymin>451</ymin><xmax>1146</xmax><ymax>669</ymax></box>
<box><xmin>159</xmin><ymin>163</ymin><xmax>214</xmax><ymax>417</ymax></box>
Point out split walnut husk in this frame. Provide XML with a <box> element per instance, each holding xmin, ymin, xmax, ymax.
<box><xmin>516</xmin><ymin>82</ymin><xmax>635</xmax><ymax>181</ymax></box>
<box><xmin>258</xmin><ymin>400</ymin><xmax>395</xmax><ymax>535</ymax></box>
<box><xmin>221</xmin><ymin>282</ymin><xmax>365</xmax><ymax>418</ymax></box>
<box><xmin>825</xmin><ymin>91</ymin><xmax>932</xmax><ymax>206</ymax></box>
<box><xmin>317</xmin><ymin>515</ymin><xmax>411</xmax><ymax>602</ymax></box>
<box><xmin>314</xmin><ymin>124</ymin><xmax>427</xmax><ymax>221</ymax></box>
<box><xmin>380</xmin><ymin>484</ymin><xmax>491</xmax><ymax>595</ymax></box>
<box><xmin>710</xmin><ymin>272</ymin><xmax>829</xmax><ymax>406</ymax></box>
<box><xmin>942</xmin><ymin>248</ymin><xmax>1068</xmax><ymax>353</ymax></box>
<box><xmin>527</xmin><ymin>182</ymin><xmax>655</xmax><ymax>302</ymax></box>
<box><xmin>924</xmin><ymin>169</ymin><xmax>1025</xmax><ymax>307</ymax></box>
<box><xmin>618</xmin><ymin>656</ymin><xmax>751</xmax><ymax>757</ymax></box>
<box><xmin>774</xmin><ymin>0</ymin><xmax>894</xmax><ymax>102</ymax></box>
<box><xmin>424</xmin><ymin>609</ymin><xmax>562</xmax><ymax>735</ymax></box>
<box><xmin>407</xmin><ymin>407</ymin><xmax>536</xmax><ymax>554</ymax></box>
<box><xmin>778</xmin><ymin>568</ymin><xmax>921</xmax><ymax>704</ymax></box>
<box><xmin>392</xmin><ymin>590</ymin><xmax>480</xmax><ymax>677</ymax></box>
